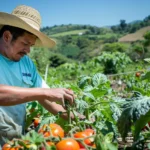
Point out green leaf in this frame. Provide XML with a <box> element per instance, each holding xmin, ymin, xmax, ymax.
<box><xmin>117</xmin><ymin>93</ymin><xmax>150</xmax><ymax>140</ymax></box>
<box><xmin>134</xmin><ymin>110</ymin><xmax>150</xmax><ymax>140</ymax></box>
<box><xmin>83</xmin><ymin>92</ymin><xmax>95</xmax><ymax>101</ymax></box>
<box><xmin>78</xmin><ymin>76</ymin><xmax>91</xmax><ymax>89</ymax></box>
<box><xmin>141</xmin><ymin>71</ymin><xmax>150</xmax><ymax>80</ymax></box>
<box><xmin>95</xmin><ymin>133</ymin><xmax>107</xmax><ymax>150</ymax></box>
<box><xmin>22</xmin><ymin>130</ymin><xmax>45</xmax><ymax>145</ymax></box>
<box><xmin>94</xmin><ymin>132</ymin><xmax>118</xmax><ymax>150</ymax></box>
<box><xmin>91</xmin><ymin>73</ymin><xmax>108</xmax><ymax>87</ymax></box>
<box><xmin>106</xmin><ymin>143</ymin><xmax>118</xmax><ymax>150</ymax></box>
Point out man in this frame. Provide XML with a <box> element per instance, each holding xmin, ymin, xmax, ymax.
<box><xmin>0</xmin><ymin>5</ymin><xmax>76</xmax><ymax>146</ymax></box>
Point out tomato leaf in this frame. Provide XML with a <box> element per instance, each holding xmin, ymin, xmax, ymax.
<box><xmin>134</xmin><ymin>110</ymin><xmax>150</xmax><ymax>140</ymax></box>
<box><xmin>94</xmin><ymin>132</ymin><xmax>118</xmax><ymax>150</ymax></box>
<box><xmin>117</xmin><ymin>92</ymin><xmax>150</xmax><ymax>140</ymax></box>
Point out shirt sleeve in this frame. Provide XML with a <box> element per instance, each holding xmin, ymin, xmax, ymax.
<box><xmin>41</xmin><ymin>79</ymin><xmax>50</xmax><ymax>88</ymax></box>
<box><xmin>24</xmin><ymin>56</ymin><xmax>50</xmax><ymax>88</ymax></box>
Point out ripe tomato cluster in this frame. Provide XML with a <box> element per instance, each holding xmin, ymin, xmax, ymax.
<box><xmin>2</xmin><ymin>123</ymin><xmax>96</xmax><ymax>150</ymax></box>
<box><xmin>38</xmin><ymin>123</ymin><xmax>65</xmax><ymax>138</ymax></box>
<box><xmin>2</xmin><ymin>140</ymin><xmax>37</xmax><ymax>150</ymax></box>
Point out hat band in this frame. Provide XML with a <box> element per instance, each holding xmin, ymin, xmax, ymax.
<box><xmin>19</xmin><ymin>17</ymin><xmax>40</xmax><ymax>31</ymax></box>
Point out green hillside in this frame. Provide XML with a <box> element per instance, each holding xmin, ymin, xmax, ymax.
<box><xmin>34</xmin><ymin>14</ymin><xmax>150</xmax><ymax>67</ymax></box>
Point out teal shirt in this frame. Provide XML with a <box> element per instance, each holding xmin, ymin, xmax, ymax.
<box><xmin>0</xmin><ymin>54</ymin><xmax>42</xmax><ymax>145</ymax></box>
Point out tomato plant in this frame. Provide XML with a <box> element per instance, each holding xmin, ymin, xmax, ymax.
<box><xmin>56</xmin><ymin>138</ymin><xmax>80</xmax><ymax>150</ymax></box>
<box><xmin>38</xmin><ymin>123</ymin><xmax>64</xmax><ymax>138</ymax></box>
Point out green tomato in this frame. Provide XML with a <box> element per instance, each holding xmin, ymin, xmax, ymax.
<box><xmin>26</xmin><ymin>144</ymin><xmax>38</xmax><ymax>150</ymax></box>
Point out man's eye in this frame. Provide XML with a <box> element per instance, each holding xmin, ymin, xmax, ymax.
<box><xmin>22</xmin><ymin>42</ymin><xmax>28</xmax><ymax>46</ymax></box>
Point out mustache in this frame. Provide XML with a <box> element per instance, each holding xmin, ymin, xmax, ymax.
<box><xmin>18</xmin><ymin>51</ymin><xmax>27</xmax><ymax>55</ymax></box>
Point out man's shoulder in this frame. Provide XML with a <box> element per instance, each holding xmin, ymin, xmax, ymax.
<box><xmin>21</xmin><ymin>55</ymin><xmax>34</xmax><ymax>65</ymax></box>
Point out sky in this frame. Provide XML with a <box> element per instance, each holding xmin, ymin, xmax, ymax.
<box><xmin>0</xmin><ymin>0</ymin><xmax>150</xmax><ymax>28</ymax></box>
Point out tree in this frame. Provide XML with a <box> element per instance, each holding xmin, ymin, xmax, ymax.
<box><xmin>120</xmin><ymin>20</ymin><xmax>127</xmax><ymax>30</ymax></box>
<box><xmin>61</xmin><ymin>44</ymin><xmax>80</xmax><ymax>59</ymax></box>
<box><xmin>76</xmin><ymin>38</ymin><xmax>90</xmax><ymax>49</ymax></box>
<box><xmin>102</xmin><ymin>43</ymin><xmax>128</xmax><ymax>52</ymax></box>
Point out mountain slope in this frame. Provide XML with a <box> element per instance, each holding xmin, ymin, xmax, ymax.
<box><xmin>119</xmin><ymin>26</ymin><xmax>150</xmax><ymax>42</ymax></box>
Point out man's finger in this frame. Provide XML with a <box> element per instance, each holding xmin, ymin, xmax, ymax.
<box><xmin>64</xmin><ymin>93</ymin><xmax>74</xmax><ymax>105</ymax></box>
<box><xmin>64</xmin><ymin>88</ymin><xmax>75</xmax><ymax>99</ymax></box>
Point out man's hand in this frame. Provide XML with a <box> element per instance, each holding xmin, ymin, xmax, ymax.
<box><xmin>40</xmin><ymin>88</ymin><xmax>75</xmax><ymax>107</ymax></box>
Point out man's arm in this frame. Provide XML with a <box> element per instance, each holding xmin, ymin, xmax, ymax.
<box><xmin>39</xmin><ymin>100</ymin><xmax>85</xmax><ymax>120</ymax></box>
<box><xmin>38</xmin><ymin>100</ymin><xmax>70</xmax><ymax>119</ymax></box>
<box><xmin>0</xmin><ymin>84</ymin><xmax>74</xmax><ymax>106</ymax></box>
<box><xmin>39</xmin><ymin>80</ymin><xmax>85</xmax><ymax>120</ymax></box>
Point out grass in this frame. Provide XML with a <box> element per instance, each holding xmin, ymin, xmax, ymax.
<box><xmin>51</xmin><ymin>29</ymin><xmax>88</xmax><ymax>37</ymax></box>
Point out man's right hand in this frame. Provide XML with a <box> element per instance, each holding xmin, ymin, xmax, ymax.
<box><xmin>40</xmin><ymin>88</ymin><xmax>75</xmax><ymax>107</ymax></box>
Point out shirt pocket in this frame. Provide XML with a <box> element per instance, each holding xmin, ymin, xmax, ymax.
<box><xmin>22</xmin><ymin>78</ymin><xmax>33</xmax><ymax>87</ymax></box>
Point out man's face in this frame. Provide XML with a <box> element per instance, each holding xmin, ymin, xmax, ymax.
<box><xmin>4</xmin><ymin>32</ymin><xmax>36</xmax><ymax>61</ymax></box>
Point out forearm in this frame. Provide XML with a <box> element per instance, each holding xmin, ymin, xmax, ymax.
<box><xmin>39</xmin><ymin>100</ymin><xmax>86</xmax><ymax>121</ymax></box>
<box><xmin>0</xmin><ymin>84</ymin><xmax>45</xmax><ymax>106</ymax></box>
<box><xmin>39</xmin><ymin>100</ymin><xmax>73</xmax><ymax>119</ymax></box>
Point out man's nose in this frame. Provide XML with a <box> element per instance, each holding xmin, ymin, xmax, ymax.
<box><xmin>24</xmin><ymin>46</ymin><xmax>30</xmax><ymax>54</ymax></box>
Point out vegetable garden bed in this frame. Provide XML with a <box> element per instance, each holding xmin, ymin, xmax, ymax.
<box><xmin>2</xmin><ymin>71</ymin><xmax>150</xmax><ymax>150</ymax></box>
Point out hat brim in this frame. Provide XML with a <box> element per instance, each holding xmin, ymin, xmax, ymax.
<box><xmin>0</xmin><ymin>12</ymin><xmax>56</xmax><ymax>48</ymax></box>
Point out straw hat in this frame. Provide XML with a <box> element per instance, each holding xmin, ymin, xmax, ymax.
<box><xmin>0</xmin><ymin>5</ymin><xmax>56</xmax><ymax>48</ymax></box>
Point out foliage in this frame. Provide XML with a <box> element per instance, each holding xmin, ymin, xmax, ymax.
<box><xmin>60</xmin><ymin>44</ymin><xmax>80</xmax><ymax>59</ymax></box>
<box><xmin>49</xmin><ymin>52</ymin><xmax>73</xmax><ymax>67</ymax></box>
<box><xmin>95</xmin><ymin>52</ymin><xmax>132</xmax><ymax>74</ymax></box>
<box><xmin>29</xmin><ymin>47</ymin><xmax>50</xmax><ymax>73</ymax></box>
<box><xmin>102</xmin><ymin>42</ymin><xmax>128</xmax><ymax>52</ymax></box>
<box><xmin>22</xmin><ymin>65</ymin><xmax>150</xmax><ymax>149</ymax></box>
<box><xmin>143</xmin><ymin>31</ymin><xmax>150</xmax><ymax>47</ymax></box>
<box><xmin>117</xmin><ymin>92</ymin><xmax>150</xmax><ymax>140</ymax></box>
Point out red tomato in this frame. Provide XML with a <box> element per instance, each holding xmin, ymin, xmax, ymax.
<box><xmin>84</xmin><ymin>129</ymin><xmax>95</xmax><ymax>136</ymax></box>
<box><xmin>46</xmin><ymin>141</ymin><xmax>55</xmax><ymax>146</ymax></box>
<box><xmin>135</xmin><ymin>72</ymin><xmax>141</xmax><ymax>77</ymax></box>
<box><xmin>84</xmin><ymin>129</ymin><xmax>95</xmax><ymax>147</ymax></box>
<box><xmin>141</xmin><ymin>122</ymin><xmax>150</xmax><ymax>131</ymax></box>
<box><xmin>33</xmin><ymin>118</ymin><xmax>40</xmax><ymax>128</ymax></box>
<box><xmin>74</xmin><ymin>131</ymin><xmax>91</xmax><ymax>148</ymax></box>
<box><xmin>38</xmin><ymin>123</ymin><xmax>64</xmax><ymax>138</ymax></box>
<box><xmin>2</xmin><ymin>141</ymin><xmax>22</xmax><ymax>150</ymax></box>
<box><xmin>56</xmin><ymin>138</ymin><xmax>80</xmax><ymax>150</ymax></box>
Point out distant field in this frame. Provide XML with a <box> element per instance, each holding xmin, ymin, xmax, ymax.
<box><xmin>51</xmin><ymin>31</ymin><xmax>119</xmax><ymax>40</ymax></box>
<box><xmin>119</xmin><ymin>26</ymin><xmax>150</xmax><ymax>42</ymax></box>
<box><xmin>88</xmin><ymin>33</ymin><xmax>119</xmax><ymax>39</ymax></box>
<box><xmin>51</xmin><ymin>29</ymin><xmax>88</xmax><ymax>37</ymax></box>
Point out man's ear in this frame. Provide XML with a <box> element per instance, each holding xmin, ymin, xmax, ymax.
<box><xmin>3</xmin><ymin>31</ymin><xmax>12</xmax><ymax>43</ymax></box>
